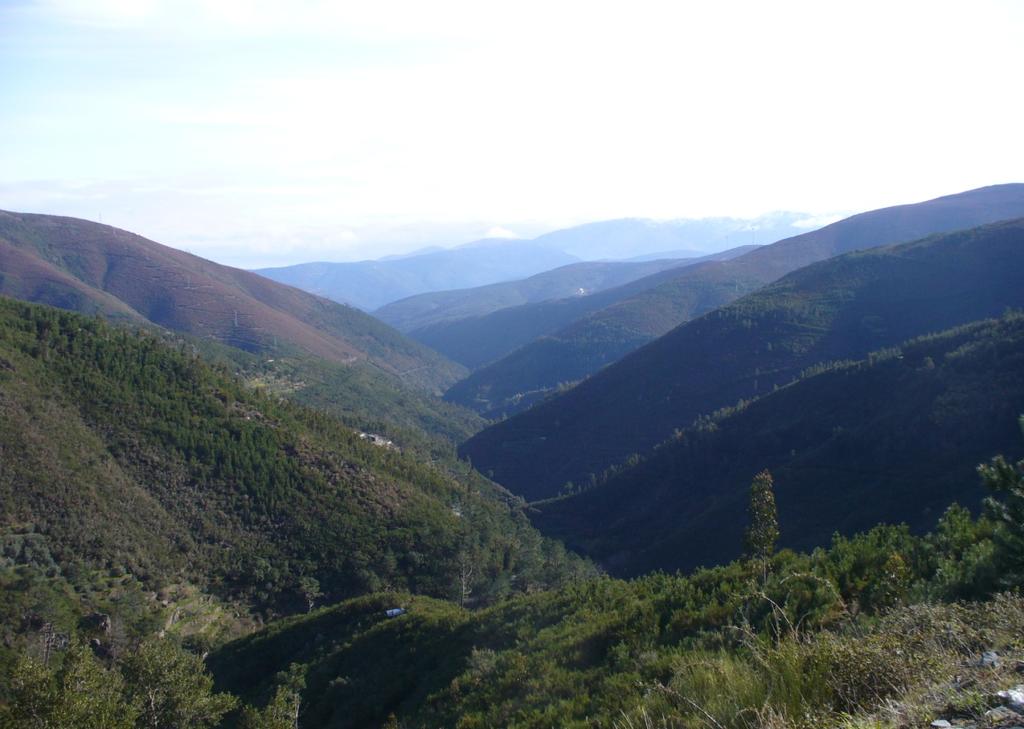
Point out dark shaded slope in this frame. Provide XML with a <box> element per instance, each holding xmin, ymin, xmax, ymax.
<box><xmin>448</xmin><ymin>184</ymin><xmax>1024</xmax><ymax>416</ymax></box>
<box><xmin>462</xmin><ymin>217</ymin><xmax>1024</xmax><ymax>500</ymax></box>
<box><xmin>444</xmin><ymin>259</ymin><xmax>763</xmax><ymax>411</ymax></box>
<box><xmin>532</xmin><ymin>314</ymin><xmax>1024</xmax><ymax>575</ymax></box>
<box><xmin>0</xmin><ymin>298</ymin><xmax>585</xmax><ymax>614</ymax></box>
<box><xmin>0</xmin><ymin>210</ymin><xmax>464</xmax><ymax>394</ymax></box>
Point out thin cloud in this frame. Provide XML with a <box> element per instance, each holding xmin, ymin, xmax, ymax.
<box><xmin>484</xmin><ymin>226</ymin><xmax>521</xmax><ymax>239</ymax></box>
<box><xmin>2</xmin><ymin>1</ymin><xmax>1022</xmax><ymax>266</ymax></box>
<box><xmin>792</xmin><ymin>214</ymin><xmax>848</xmax><ymax>230</ymax></box>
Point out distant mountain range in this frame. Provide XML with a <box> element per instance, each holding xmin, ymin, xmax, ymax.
<box><xmin>376</xmin><ymin>257</ymin><xmax>701</xmax><ymax>333</ymax></box>
<box><xmin>0</xmin><ymin>210</ymin><xmax>463</xmax><ymax>395</ymax></box>
<box><xmin>461</xmin><ymin>211</ymin><xmax>1024</xmax><ymax>501</ymax></box>
<box><xmin>440</xmin><ymin>247</ymin><xmax>764</xmax><ymax>409</ymax></box>
<box><xmin>383</xmin><ymin>246</ymin><xmax>758</xmax><ymax>370</ymax></box>
<box><xmin>256</xmin><ymin>239</ymin><xmax>580</xmax><ymax>312</ymax></box>
<box><xmin>256</xmin><ymin>214</ymin><xmax>816</xmax><ymax>311</ymax></box>
<box><xmin>448</xmin><ymin>184</ymin><xmax>1024</xmax><ymax>418</ymax></box>
<box><xmin>524</xmin><ymin>213</ymin><xmax>816</xmax><ymax>260</ymax></box>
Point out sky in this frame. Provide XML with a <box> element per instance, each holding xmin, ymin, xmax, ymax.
<box><xmin>1</xmin><ymin>0</ymin><xmax>1022</xmax><ymax>268</ymax></box>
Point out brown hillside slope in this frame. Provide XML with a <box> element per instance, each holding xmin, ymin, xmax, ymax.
<box><xmin>0</xmin><ymin>211</ymin><xmax>464</xmax><ymax>393</ymax></box>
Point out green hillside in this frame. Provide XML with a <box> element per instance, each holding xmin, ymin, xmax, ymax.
<box><xmin>462</xmin><ymin>217</ymin><xmax>1024</xmax><ymax>500</ymax></box>
<box><xmin>448</xmin><ymin>184</ymin><xmax>1024</xmax><ymax>418</ymax></box>
<box><xmin>0</xmin><ymin>209</ymin><xmax>497</xmax><ymax>455</ymax></box>
<box><xmin>532</xmin><ymin>313</ymin><xmax>1024</xmax><ymax>575</ymax></box>
<box><xmin>0</xmin><ymin>297</ymin><xmax>589</xmax><ymax>632</ymax></box>
<box><xmin>443</xmin><ymin>259</ymin><xmax>763</xmax><ymax>413</ymax></box>
<box><xmin>208</xmin><ymin>465</ymin><xmax>1024</xmax><ymax>728</ymax></box>
<box><xmin>4</xmin><ymin>234</ymin><xmax>1024</xmax><ymax>729</ymax></box>
<box><xmin>187</xmin><ymin>339</ymin><xmax>485</xmax><ymax>460</ymax></box>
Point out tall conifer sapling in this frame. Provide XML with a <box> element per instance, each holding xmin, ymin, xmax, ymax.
<box><xmin>745</xmin><ymin>469</ymin><xmax>779</xmax><ymax>580</ymax></box>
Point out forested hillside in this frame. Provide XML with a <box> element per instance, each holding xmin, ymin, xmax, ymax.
<box><xmin>0</xmin><ymin>298</ymin><xmax>589</xmax><ymax>643</ymax></box>
<box><xmin>206</xmin><ymin>447</ymin><xmax>1024</xmax><ymax>728</ymax></box>
<box><xmin>462</xmin><ymin>217</ymin><xmax>1024</xmax><ymax>499</ymax></box>
<box><xmin>5</xmin><ymin>300</ymin><xmax>1024</xmax><ymax>729</ymax></box>
<box><xmin>532</xmin><ymin>313</ymin><xmax>1024</xmax><ymax>574</ymax></box>
<box><xmin>3</xmin><ymin>219</ymin><xmax>1024</xmax><ymax>729</ymax></box>
<box><xmin>448</xmin><ymin>184</ymin><xmax>1024</xmax><ymax>417</ymax></box>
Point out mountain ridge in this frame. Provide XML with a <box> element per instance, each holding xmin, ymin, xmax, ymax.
<box><xmin>256</xmin><ymin>239</ymin><xmax>580</xmax><ymax>311</ymax></box>
<box><xmin>461</xmin><ymin>214</ymin><xmax>1024</xmax><ymax>500</ymax></box>
<box><xmin>0</xmin><ymin>210</ymin><xmax>464</xmax><ymax>395</ymax></box>
<box><xmin>375</xmin><ymin>257</ymin><xmax>702</xmax><ymax>333</ymax></box>
<box><xmin>447</xmin><ymin>183</ymin><xmax>1024</xmax><ymax>417</ymax></box>
<box><xmin>395</xmin><ymin>246</ymin><xmax>758</xmax><ymax>371</ymax></box>
<box><xmin>256</xmin><ymin>214</ymin><xmax>816</xmax><ymax>311</ymax></box>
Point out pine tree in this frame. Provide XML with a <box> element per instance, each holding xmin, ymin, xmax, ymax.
<box><xmin>979</xmin><ymin>416</ymin><xmax>1024</xmax><ymax>589</ymax></box>
<box><xmin>239</xmin><ymin>664</ymin><xmax>305</xmax><ymax>729</ymax></box>
<box><xmin>2</xmin><ymin>643</ymin><xmax>139</xmax><ymax>729</ymax></box>
<box><xmin>122</xmin><ymin>637</ymin><xmax>237</xmax><ymax>729</ymax></box>
<box><xmin>744</xmin><ymin>469</ymin><xmax>779</xmax><ymax>574</ymax></box>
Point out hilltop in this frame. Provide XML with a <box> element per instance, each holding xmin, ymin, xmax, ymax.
<box><xmin>258</xmin><ymin>214</ymin><xmax>810</xmax><ymax>312</ymax></box>
<box><xmin>0</xmin><ymin>210</ymin><xmax>463</xmax><ymax>395</ymax></box>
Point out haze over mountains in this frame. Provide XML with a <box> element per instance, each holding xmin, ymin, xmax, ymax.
<box><xmin>256</xmin><ymin>238</ymin><xmax>580</xmax><ymax>311</ymax></box>
<box><xmin>2</xmin><ymin>185</ymin><xmax>1024</xmax><ymax>729</ymax></box>
<box><xmin>256</xmin><ymin>213</ymin><xmax>814</xmax><ymax>311</ymax></box>
<box><xmin>448</xmin><ymin>184</ymin><xmax>1024</xmax><ymax>418</ymax></box>
<box><xmin>377</xmin><ymin>257</ymin><xmax>704</xmax><ymax>333</ymax></box>
<box><xmin>386</xmin><ymin>246</ymin><xmax>759</xmax><ymax>371</ymax></box>
<box><xmin>6</xmin><ymin>0</ymin><xmax>1024</xmax><ymax>721</ymax></box>
<box><xmin>462</xmin><ymin>212</ymin><xmax>1024</xmax><ymax>503</ymax></box>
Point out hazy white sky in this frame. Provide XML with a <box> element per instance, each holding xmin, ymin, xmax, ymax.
<box><xmin>1</xmin><ymin>0</ymin><xmax>1022</xmax><ymax>267</ymax></box>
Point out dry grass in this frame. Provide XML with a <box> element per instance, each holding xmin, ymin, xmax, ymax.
<box><xmin>617</xmin><ymin>595</ymin><xmax>1024</xmax><ymax>729</ymax></box>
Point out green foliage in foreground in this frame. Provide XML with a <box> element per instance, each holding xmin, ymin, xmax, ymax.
<box><xmin>979</xmin><ymin>435</ymin><xmax>1024</xmax><ymax>588</ymax></box>
<box><xmin>1</xmin><ymin>638</ymin><xmax>237</xmax><ymax>729</ymax></box>
<box><xmin>2</xmin><ymin>414</ymin><xmax>1021</xmax><ymax>729</ymax></box>
<box><xmin>208</xmin><ymin>450</ymin><xmax>1024</xmax><ymax>728</ymax></box>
